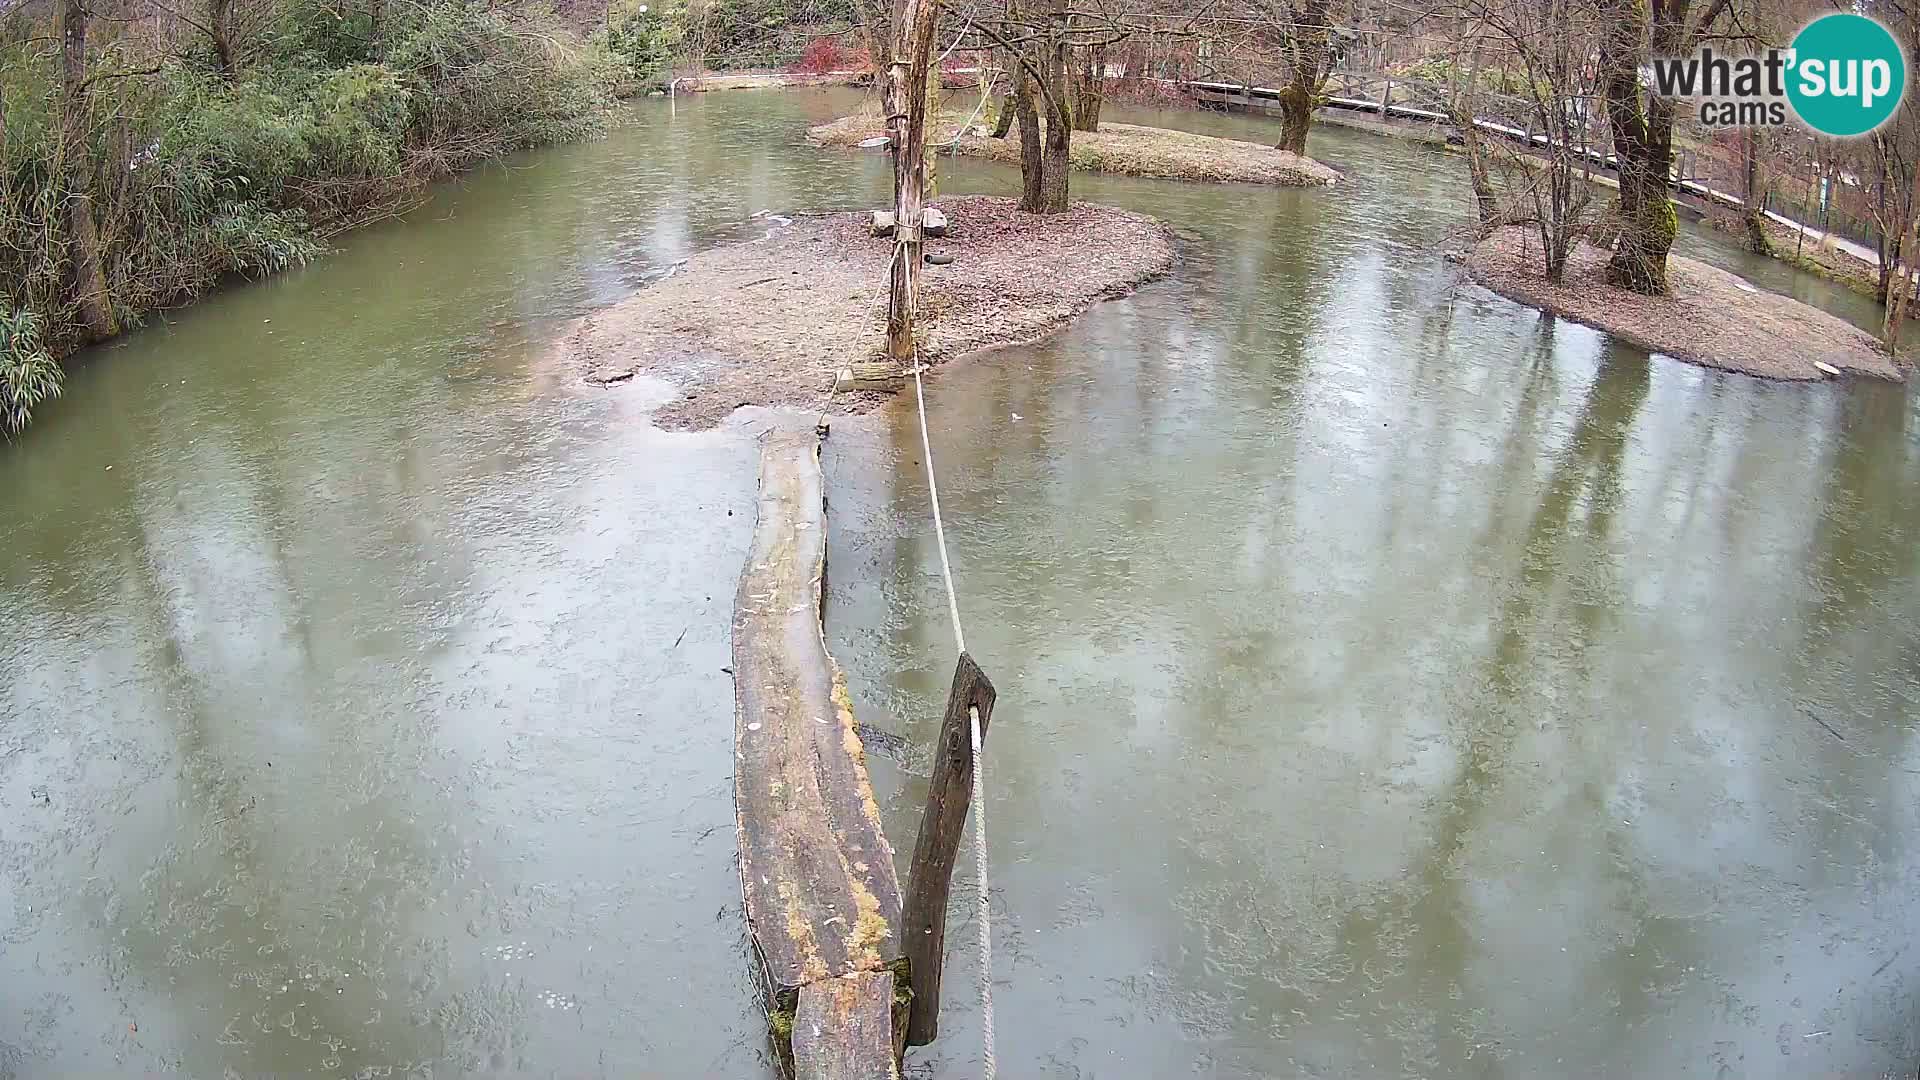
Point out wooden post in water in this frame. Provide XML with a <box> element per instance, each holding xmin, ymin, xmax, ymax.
<box><xmin>901</xmin><ymin>652</ymin><xmax>997</xmax><ymax>1046</ymax></box>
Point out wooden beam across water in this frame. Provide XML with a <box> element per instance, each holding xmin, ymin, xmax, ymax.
<box><xmin>733</xmin><ymin>428</ymin><xmax>907</xmax><ymax>1079</ymax></box>
<box><xmin>794</xmin><ymin>970</ymin><xmax>900</xmax><ymax>1080</ymax></box>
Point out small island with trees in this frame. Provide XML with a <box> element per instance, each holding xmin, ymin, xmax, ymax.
<box><xmin>1441</xmin><ymin>0</ymin><xmax>1904</xmax><ymax>380</ymax></box>
<box><xmin>2</xmin><ymin>0</ymin><xmax>1917</xmax><ymax>1076</ymax></box>
<box><xmin>559</xmin><ymin>197</ymin><xmax>1178</xmax><ymax>428</ymax></box>
<box><xmin>567</xmin><ymin>0</ymin><xmax>1916</xmax><ymax>417</ymax></box>
<box><xmin>5</xmin><ymin>0</ymin><xmax>1917</xmax><ymax>439</ymax></box>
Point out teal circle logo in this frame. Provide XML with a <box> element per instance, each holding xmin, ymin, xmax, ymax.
<box><xmin>1787</xmin><ymin>14</ymin><xmax>1906</xmax><ymax>137</ymax></box>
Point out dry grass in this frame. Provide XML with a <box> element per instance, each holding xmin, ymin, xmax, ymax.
<box><xmin>1468</xmin><ymin>226</ymin><xmax>1904</xmax><ymax>381</ymax></box>
<box><xmin>808</xmin><ymin>112</ymin><xmax>1340</xmax><ymax>187</ymax></box>
<box><xmin>550</xmin><ymin>195</ymin><xmax>1177</xmax><ymax>428</ymax></box>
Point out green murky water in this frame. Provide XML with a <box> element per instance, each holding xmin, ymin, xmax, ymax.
<box><xmin>3</xmin><ymin>88</ymin><xmax>1916</xmax><ymax>1078</ymax></box>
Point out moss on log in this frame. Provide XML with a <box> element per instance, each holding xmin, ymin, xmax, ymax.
<box><xmin>794</xmin><ymin>970</ymin><xmax>902</xmax><ymax>1080</ymax></box>
<box><xmin>733</xmin><ymin>428</ymin><xmax>907</xmax><ymax>1078</ymax></box>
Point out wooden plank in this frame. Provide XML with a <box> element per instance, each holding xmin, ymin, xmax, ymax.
<box><xmin>837</xmin><ymin>361</ymin><xmax>906</xmax><ymax>392</ymax></box>
<box><xmin>793</xmin><ymin>970</ymin><xmax>901</xmax><ymax>1080</ymax></box>
<box><xmin>901</xmin><ymin>652</ymin><xmax>996</xmax><ymax>1046</ymax></box>
<box><xmin>733</xmin><ymin>429</ymin><xmax>907</xmax><ymax>1074</ymax></box>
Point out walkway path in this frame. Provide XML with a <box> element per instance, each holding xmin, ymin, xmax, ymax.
<box><xmin>1186</xmin><ymin>77</ymin><xmax>1889</xmax><ymax>273</ymax></box>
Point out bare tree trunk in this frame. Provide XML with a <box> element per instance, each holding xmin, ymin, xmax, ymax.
<box><xmin>852</xmin><ymin>0</ymin><xmax>890</xmax><ymax>105</ymax></box>
<box><xmin>1273</xmin><ymin>0</ymin><xmax>1331</xmax><ymax>155</ymax></box>
<box><xmin>990</xmin><ymin>88</ymin><xmax>1015</xmax><ymax>137</ymax></box>
<box><xmin>1599</xmin><ymin>0</ymin><xmax>1677</xmax><ymax>294</ymax></box>
<box><xmin>210</xmin><ymin>0</ymin><xmax>236</xmax><ymax>76</ymax></box>
<box><xmin>1451</xmin><ymin>56</ymin><xmax>1497</xmax><ymax>230</ymax></box>
<box><xmin>1878</xmin><ymin>226</ymin><xmax>1900</xmax><ymax>303</ymax></box>
<box><xmin>1542</xmin><ymin>122</ymin><xmax>1576</xmax><ymax>283</ymax></box>
<box><xmin>369</xmin><ymin>0</ymin><xmax>384</xmax><ymax>55</ymax></box>
<box><xmin>988</xmin><ymin>50</ymin><xmax>1015</xmax><ymax>137</ymax></box>
<box><xmin>1013</xmin><ymin>58</ymin><xmax>1044</xmax><ymax>211</ymax></box>
<box><xmin>1071</xmin><ymin>43</ymin><xmax>1104</xmax><ymax>131</ymax></box>
<box><xmin>1884</xmin><ymin>246</ymin><xmax>1910</xmax><ymax>349</ymax></box>
<box><xmin>1275</xmin><ymin>85</ymin><xmax>1312</xmax><ymax>154</ymax></box>
<box><xmin>1884</xmin><ymin>172</ymin><xmax>1920</xmax><ymax>349</ymax></box>
<box><xmin>1741</xmin><ymin>129</ymin><xmax>1771</xmax><ymax>256</ymax></box>
<box><xmin>1543</xmin><ymin>218</ymin><xmax>1569</xmax><ymax>281</ymax></box>
<box><xmin>1040</xmin><ymin>106</ymin><xmax>1070</xmax><ymax>211</ymax></box>
<box><xmin>1461</xmin><ymin>124</ymin><xmax>1498</xmax><ymax>229</ymax></box>
<box><xmin>1037</xmin><ymin>20</ymin><xmax>1071</xmax><ymax>212</ymax></box>
<box><xmin>60</xmin><ymin>0</ymin><xmax>115</xmax><ymax>343</ymax></box>
<box><xmin>1601</xmin><ymin>106</ymin><xmax>1672</xmax><ymax>289</ymax></box>
<box><xmin>883</xmin><ymin>0</ymin><xmax>938</xmax><ymax>361</ymax></box>
<box><xmin>1605</xmin><ymin>135</ymin><xmax>1675</xmax><ymax>293</ymax></box>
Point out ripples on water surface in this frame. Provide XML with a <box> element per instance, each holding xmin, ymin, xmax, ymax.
<box><xmin>1</xmin><ymin>88</ymin><xmax>1915</xmax><ymax>1078</ymax></box>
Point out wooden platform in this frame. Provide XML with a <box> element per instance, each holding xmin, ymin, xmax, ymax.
<box><xmin>732</xmin><ymin>429</ymin><xmax>907</xmax><ymax>1078</ymax></box>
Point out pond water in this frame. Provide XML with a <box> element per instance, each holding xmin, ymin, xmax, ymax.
<box><xmin>2</xmin><ymin>87</ymin><xmax>1916</xmax><ymax>1078</ymax></box>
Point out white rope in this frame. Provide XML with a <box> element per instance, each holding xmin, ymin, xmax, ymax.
<box><xmin>967</xmin><ymin>700</ymin><xmax>994</xmax><ymax>1079</ymax></box>
<box><xmin>911</xmin><ymin>361</ymin><xmax>967</xmax><ymax>657</ymax></box>
<box><xmin>932</xmin><ymin>13</ymin><xmax>975</xmax><ymax>71</ymax></box>
<box><xmin>909</xmin><ymin>351</ymin><xmax>994</xmax><ymax>1079</ymax></box>
<box><xmin>938</xmin><ymin>72</ymin><xmax>998</xmax><ymax>150</ymax></box>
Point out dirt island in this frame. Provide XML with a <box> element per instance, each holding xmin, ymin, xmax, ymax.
<box><xmin>552</xmin><ymin>195</ymin><xmax>1178</xmax><ymax>428</ymax></box>
<box><xmin>1469</xmin><ymin>227</ymin><xmax>1905</xmax><ymax>382</ymax></box>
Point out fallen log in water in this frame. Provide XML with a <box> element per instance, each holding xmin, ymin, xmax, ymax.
<box><xmin>794</xmin><ymin>970</ymin><xmax>900</xmax><ymax>1079</ymax></box>
<box><xmin>732</xmin><ymin>428</ymin><xmax>907</xmax><ymax>1078</ymax></box>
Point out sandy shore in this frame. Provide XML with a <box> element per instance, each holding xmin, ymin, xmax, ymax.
<box><xmin>808</xmin><ymin>112</ymin><xmax>1340</xmax><ymax>187</ymax></box>
<box><xmin>1468</xmin><ymin>227</ymin><xmax>1904</xmax><ymax>381</ymax></box>
<box><xmin>552</xmin><ymin>195</ymin><xmax>1177</xmax><ymax>428</ymax></box>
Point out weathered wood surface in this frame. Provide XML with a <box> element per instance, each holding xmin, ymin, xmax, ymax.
<box><xmin>838</xmin><ymin>360</ymin><xmax>906</xmax><ymax>392</ymax></box>
<box><xmin>870</xmin><ymin>207</ymin><xmax>948</xmax><ymax>238</ymax></box>
<box><xmin>901</xmin><ymin>652</ymin><xmax>996</xmax><ymax>1046</ymax></box>
<box><xmin>734</xmin><ymin>429</ymin><xmax>906</xmax><ymax>1076</ymax></box>
<box><xmin>793</xmin><ymin>970</ymin><xmax>901</xmax><ymax>1080</ymax></box>
<box><xmin>882</xmin><ymin>0</ymin><xmax>938</xmax><ymax>361</ymax></box>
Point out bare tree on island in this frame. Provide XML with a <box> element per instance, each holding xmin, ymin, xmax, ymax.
<box><xmin>870</xmin><ymin>0</ymin><xmax>1182</xmax><ymax>361</ymax></box>
<box><xmin>960</xmin><ymin>0</ymin><xmax>1082</xmax><ymax>214</ymax></box>
<box><xmin>943</xmin><ymin>0</ymin><xmax>1170</xmax><ymax>213</ymax></box>
<box><xmin>1071</xmin><ymin>39</ymin><xmax>1107</xmax><ymax>130</ymax></box>
<box><xmin>1595</xmin><ymin>0</ymin><xmax>1735</xmax><ymax>294</ymax></box>
<box><xmin>1182</xmin><ymin>0</ymin><xmax>1349</xmax><ymax>155</ymax></box>
<box><xmin>1863</xmin><ymin>0</ymin><xmax>1920</xmax><ymax>348</ymax></box>
<box><xmin>1443</xmin><ymin>0</ymin><xmax>1607</xmax><ymax>282</ymax></box>
<box><xmin>1738</xmin><ymin>127</ymin><xmax>1774</xmax><ymax>255</ymax></box>
<box><xmin>1259</xmin><ymin>0</ymin><xmax>1341</xmax><ymax>154</ymax></box>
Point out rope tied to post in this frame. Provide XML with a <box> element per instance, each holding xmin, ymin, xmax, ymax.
<box><xmin>900</xmin><ymin>231</ymin><xmax>996</xmax><ymax>1075</ymax></box>
<box><xmin>911</xmin><ymin>355</ymin><xmax>995</xmax><ymax>1080</ymax></box>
